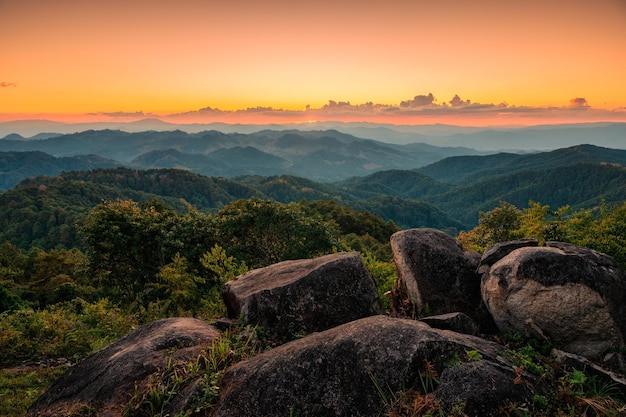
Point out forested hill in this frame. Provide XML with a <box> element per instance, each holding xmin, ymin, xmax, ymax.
<box><xmin>340</xmin><ymin>162</ymin><xmax>625</xmax><ymax>227</ymax></box>
<box><xmin>0</xmin><ymin>168</ymin><xmax>461</xmax><ymax>250</ymax></box>
<box><xmin>417</xmin><ymin>144</ymin><xmax>626</xmax><ymax>184</ymax></box>
<box><xmin>1</xmin><ymin>148</ymin><xmax>624</xmax><ymax>251</ymax></box>
<box><xmin>0</xmin><ymin>151</ymin><xmax>121</xmax><ymax>190</ymax></box>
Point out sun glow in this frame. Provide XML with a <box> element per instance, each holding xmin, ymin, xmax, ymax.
<box><xmin>1</xmin><ymin>1</ymin><xmax>625</xmax><ymax>126</ymax></box>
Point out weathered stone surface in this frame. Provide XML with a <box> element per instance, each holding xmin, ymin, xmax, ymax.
<box><xmin>222</xmin><ymin>251</ymin><xmax>382</xmax><ymax>341</ymax></box>
<box><xmin>420</xmin><ymin>312</ymin><xmax>480</xmax><ymax>336</ymax></box>
<box><xmin>27</xmin><ymin>318</ymin><xmax>220</xmax><ymax>417</ymax></box>
<box><xmin>213</xmin><ymin>315</ymin><xmax>535</xmax><ymax>417</ymax></box>
<box><xmin>435</xmin><ymin>360</ymin><xmax>536</xmax><ymax>416</ymax></box>
<box><xmin>482</xmin><ymin>243</ymin><xmax>626</xmax><ymax>360</ymax></box>
<box><xmin>390</xmin><ymin>228</ymin><xmax>481</xmax><ymax>318</ymax></box>
<box><xmin>478</xmin><ymin>238</ymin><xmax>539</xmax><ymax>274</ymax></box>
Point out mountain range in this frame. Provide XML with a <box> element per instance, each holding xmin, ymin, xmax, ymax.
<box><xmin>0</xmin><ymin>126</ymin><xmax>624</xmax><ymax>251</ymax></box>
<box><xmin>2</xmin><ymin>120</ymin><xmax>625</xmax><ymax>150</ymax></box>
<box><xmin>0</xmin><ymin>129</ymin><xmax>481</xmax><ymax>185</ymax></box>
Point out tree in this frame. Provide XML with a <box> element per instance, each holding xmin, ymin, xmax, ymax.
<box><xmin>566</xmin><ymin>201</ymin><xmax>626</xmax><ymax>269</ymax></box>
<box><xmin>518</xmin><ymin>201</ymin><xmax>569</xmax><ymax>244</ymax></box>
<box><xmin>212</xmin><ymin>198</ymin><xmax>339</xmax><ymax>268</ymax></box>
<box><xmin>79</xmin><ymin>199</ymin><xmax>179</xmax><ymax>305</ymax></box>
<box><xmin>458</xmin><ymin>201</ymin><xmax>522</xmax><ymax>251</ymax></box>
<box><xmin>155</xmin><ymin>253</ymin><xmax>204</xmax><ymax>316</ymax></box>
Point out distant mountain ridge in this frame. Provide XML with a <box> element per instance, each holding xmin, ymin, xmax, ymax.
<box><xmin>0</xmin><ymin>129</ymin><xmax>483</xmax><ymax>183</ymax></box>
<box><xmin>1</xmin><ymin>141</ymin><xmax>624</xmax><ymax>250</ymax></box>
<box><xmin>2</xmin><ymin>120</ymin><xmax>624</xmax><ymax>150</ymax></box>
<box><xmin>418</xmin><ymin>144</ymin><xmax>626</xmax><ymax>184</ymax></box>
<box><xmin>0</xmin><ymin>151</ymin><xmax>121</xmax><ymax>190</ymax></box>
<box><xmin>0</xmin><ymin>127</ymin><xmax>624</xmax><ymax>250</ymax></box>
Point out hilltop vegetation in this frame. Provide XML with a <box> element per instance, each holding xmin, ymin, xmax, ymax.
<box><xmin>1</xmin><ymin>194</ymin><xmax>625</xmax><ymax>416</ymax></box>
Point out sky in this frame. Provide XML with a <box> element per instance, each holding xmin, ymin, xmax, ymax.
<box><xmin>2</xmin><ymin>0</ymin><xmax>626</xmax><ymax>126</ymax></box>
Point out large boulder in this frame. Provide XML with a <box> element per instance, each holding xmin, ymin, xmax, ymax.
<box><xmin>213</xmin><ymin>315</ymin><xmax>539</xmax><ymax>417</ymax></box>
<box><xmin>390</xmin><ymin>228</ymin><xmax>481</xmax><ymax>318</ymax></box>
<box><xmin>435</xmin><ymin>360</ymin><xmax>536</xmax><ymax>416</ymax></box>
<box><xmin>27</xmin><ymin>318</ymin><xmax>220</xmax><ymax>417</ymax></box>
<box><xmin>222</xmin><ymin>251</ymin><xmax>382</xmax><ymax>342</ymax></box>
<box><xmin>481</xmin><ymin>242</ymin><xmax>626</xmax><ymax>360</ymax></box>
<box><xmin>477</xmin><ymin>238</ymin><xmax>539</xmax><ymax>275</ymax></box>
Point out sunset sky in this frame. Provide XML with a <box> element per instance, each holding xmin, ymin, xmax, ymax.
<box><xmin>2</xmin><ymin>0</ymin><xmax>626</xmax><ymax>126</ymax></box>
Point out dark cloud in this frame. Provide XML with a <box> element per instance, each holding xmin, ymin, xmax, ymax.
<box><xmin>569</xmin><ymin>97</ymin><xmax>589</xmax><ymax>108</ymax></box>
<box><xmin>97</xmin><ymin>111</ymin><xmax>146</xmax><ymax>117</ymax></box>
<box><xmin>400</xmin><ymin>93</ymin><xmax>435</xmax><ymax>108</ymax></box>
<box><xmin>449</xmin><ymin>94</ymin><xmax>471</xmax><ymax>107</ymax></box>
<box><xmin>1</xmin><ymin>82</ymin><xmax>17</xmax><ymax>87</ymax></box>
<box><xmin>163</xmin><ymin>92</ymin><xmax>625</xmax><ymax>125</ymax></box>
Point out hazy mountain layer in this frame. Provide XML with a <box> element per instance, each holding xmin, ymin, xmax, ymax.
<box><xmin>0</xmin><ymin>129</ymin><xmax>483</xmax><ymax>183</ymax></box>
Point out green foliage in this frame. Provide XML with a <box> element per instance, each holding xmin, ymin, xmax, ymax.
<box><xmin>0</xmin><ymin>299</ymin><xmax>136</xmax><ymax>367</ymax></box>
<box><xmin>154</xmin><ymin>254</ymin><xmax>205</xmax><ymax>317</ymax></box>
<box><xmin>126</xmin><ymin>324</ymin><xmax>260</xmax><ymax>416</ymax></box>
<box><xmin>361</xmin><ymin>252</ymin><xmax>396</xmax><ymax>312</ymax></box>
<box><xmin>353</xmin><ymin>195</ymin><xmax>465</xmax><ymax>232</ymax></box>
<box><xmin>213</xmin><ymin>198</ymin><xmax>340</xmax><ymax>269</ymax></box>
<box><xmin>79</xmin><ymin>199</ymin><xmax>217</xmax><ymax>307</ymax></box>
<box><xmin>300</xmin><ymin>199</ymin><xmax>399</xmax><ymax>244</ymax></box>
<box><xmin>566</xmin><ymin>201</ymin><xmax>626</xmax><ymax>269</ymax></box>
<box><xmin>0</xmin><ymin>285</ymin><xmax>27</xmax><ymax>313</ymax></box>
<box><xmin>458</xmin><ymin>201</ymin><xmax>522</xmax><ymax>251</ymax></box>
<box><xmin>458</xmin><ymin>200</ymin><xmax>626</xmax><ymax>270</ymax></box>
<box><xmin>0</xmin><ymin>365</ymin><xmax>67</xmax><ymax>417</ymax></box>
<box><xmin>200</xmin><ymin>244</ymin><xmax>249</xmax><ymax>284</ymax></box>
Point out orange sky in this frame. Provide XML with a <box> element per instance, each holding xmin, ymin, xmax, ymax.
<box><xmin>1</xmin><ymin>0</ymin><xmax>626</xmax><ymax>126</ymax></box>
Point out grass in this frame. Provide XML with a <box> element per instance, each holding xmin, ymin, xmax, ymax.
<box><xmin>124</xmin><ymin>323</ymin><xmax>260</xmax><ymax>416</ymax></box>
<box><xmin>0</xmin><ymin>365</ymin><xmax>67</xmax><ymax>417</ymax></box>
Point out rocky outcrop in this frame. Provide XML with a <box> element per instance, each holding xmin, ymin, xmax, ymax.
<box><xmin>481</xmin><ymin>242</ymin><xmax>626</xmax><ymax>360</ymax></box>
<box><xmin>213</xmin><ymin>315</ymin><xmax>538</xmax><ymax>417</ymax></box>
<box><xmin>420</xmin><ymin>312</ymin><xmax>480</xmax><ymax>336</ymax></box>
<box><xmin>477</xmin><ymin>238</ymin><xmax>539</xmax><ymax>274</ymax></box>
<box><xmin>435</xmin><ymin>360</ymin><xmax>536</xmax><ymax>416</ymax></box>
<box><xmin>29</xmin><ymin>231</ymin><xmax>626</xmax><ymax>416</ymax></box>
<box><xmin>390</xmin><ymin>228</ymin><xmax>481</xmax><ymax>318</ymax></box>
<box><xmin>26</xmin><ymin>318</ymin><xmax>220</xmax><ymax>417</ymax></box>
<box><xmin>222</xmin><ymin>251</ymin><xmax>382</xmax><ymax>341</ymax></box>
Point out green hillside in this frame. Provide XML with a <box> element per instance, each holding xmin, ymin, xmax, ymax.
<box><xmin>0</xmin><ymin>151</ymin><xmax>121</xmax><ymax>190</ymax></box>
<box><xmin>418</xmin><ymin>144</ymin><xmax>626</xmax><ymax>185</ymax></box>
<box><xmin>427</xmin><ymin>163</ymin><xmax>626</xmax><ymax>226</ymax></box>
<box><xmin>0</xmin><ymin>168</ymin><xmax>467</xmax><ymax>251</ymax></box>
<box><xmin>0</xmin><ymin>142</ymin><xmax>624</xmax><ymax>250</ymax></box>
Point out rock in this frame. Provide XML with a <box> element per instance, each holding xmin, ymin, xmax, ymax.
<box><xmin>213</xmin><ymin>315</ymin><xmax>537</xmax><ymax>417</ymax></box>
<box><xmin>390</xmin><ymin>228</ymin><xmax>481</xmax><ymax>318</ymax></box>
<box><xmin>482</xmin><ymin>243</ymin><xmax>626</xmax><ymax>360</ymax></box>
<box><xmin>435</xmin><ymin>360</ymin><xmax>536</xmax><ymax>416</ymax></box>
<box><xmin>27</xmin><ymin>318</ymin><xmax>220</xmax><ymax>417</ymax></box>
<box><xmin>420</xmin><ymin>312</ymin><xmax>480</xmax><ymax>336</ymax></box>
<box><xmin>476</xmin><ymin>239</ymin><xmax>540</xmax><ymax>334</ymax></box>
<box><xmin>478</xmin><ymin>238</ymin><xmax>539</xmax><ymax>274</ymax></box>
<box><xmin>222</xmin><ymin>251</ymin><xmax>381</xmax><ymax>342</ymax></box>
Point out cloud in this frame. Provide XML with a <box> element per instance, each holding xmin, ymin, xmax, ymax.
<box><xmin>95</xmin><ymin>111</ymin><xmax>146</xmax><ymax>117</ymax></box>
<box><xmin>569</xmin><ymin>97</ymin><xmax>589</xmax><ymax>108</ymax></box>
<box><xmin>449</xmin><ymin>94</ymin><xmax>471</xmax><ymax>107</ymax></box>
<box><xmin>1</xmin><ymin>82</ymin><xmax>17</xmax><ymax>88</ymax></box>
<box><xmin>400</xmin><ymin>93</ymin><xmax>436</xmax><ymax>108</ymax></box>
<box><xmin>162</xmin><ymin>93</ymin><xmax>626</xmax><ymax>125</ymax></box>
